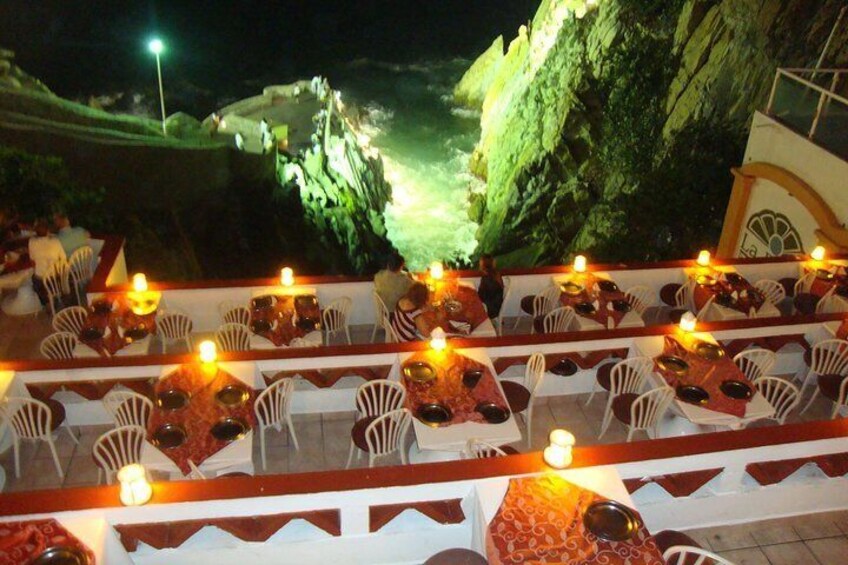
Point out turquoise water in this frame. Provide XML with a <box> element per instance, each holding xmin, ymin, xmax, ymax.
<box><xmin>332</xmin><ymin>60</ymin><xmax>483</xmax><ymax>271</ymax></box>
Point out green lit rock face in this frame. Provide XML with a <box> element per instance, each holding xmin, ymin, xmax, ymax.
<box><xmin>454</xmin><ymin>36</ymin><xmax>505</xmax><ymax>110</ymax></box>
<box><xmin>464</xmin><ymin>0</ymin><xmax>848</xmax><ymax>266</ymax></box>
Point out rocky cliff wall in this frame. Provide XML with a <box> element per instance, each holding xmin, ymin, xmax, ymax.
<box><xmin>461</xmin><ymin>0</ymin><xmax>848</xmax><ymax>266</ymax></box>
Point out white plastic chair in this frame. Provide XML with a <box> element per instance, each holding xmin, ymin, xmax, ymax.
<box><xmin>624</xmin><ymin>285</ymin><xmax>655</xmax><ymax>316</ymax></box>
<box><xmin>68</xmin><ymin>246</ymin><xmax>94</xmax><ymax>305</ymax></box>
<box><xmin>674</xmin><ymin>281</ymin><xmax>693</xmax><ymax>309</ymax></box>
<box><xmin>793</xmin><ymin>271</ymin><xmax>815</xmax><ymax>296</ymax></box>
<box><xmin>361</xmin><ymin>408</ymin><xmax>411</xmax><ymax>467</ymax></box>
<box><xmin>158</xmin><ymin>312</ymin><xmax>194</xmax><ymax>353</ymax></box>
<box><xmin>371</xmin><ymin>291</ymin><xmax>393</xmax><ymax>343</ymax></box>
<box><xmin>323</xmin><ymin>296</ymin><xmax>352</xmax><ymax>345</ymax></box>
<box><xmin>732</xmin><ymin>348</ymin><xmax>776</xmax><ymax>382</ymax></box>
<box><xmin>515</xmin><ymin>285</ymin><xmax>560</xmax><ymax>333</ymax></box>
<box><xmin>598</xmin><ymin>357</ymin><xmax>653</xmax><ymax>438</ymax></box>
<box><xmin>346</xmin><ymin>380</ymin><xmax>406</xmax><ymax>468</ymax></box>
<box><xmin>542</xmin><ymin>306</ymin><xmax>575</xmax><ymax>334</ymax></box>
<box><xmin>519</xmin><ymin>352</ymin><xmax>547</xmax><ymax>448</ymax></box>
<box><xmin>52</xmin><ymin>306</ymin><xmax>89</xmax><ymax>335</ymax></box>
<box><xmin>215</xmin><ymin>322</ymin><xmax>251</xmax><ymax>352</ymax></box>
<box><xmin>3</xmin><ymin>397</ymin><xmax>67</xmax><ymax>479</ymax></box>
<box><xmin>807</xmin><ymin>374</ymin><xmax>848</xmax><ymax>419</ymax></box>
<box><xmin>752</xmin><ymin>377</ymin><xmax>800</xmax><ymax>425</ymax></box>
<box><xmin>753</xmin><ymin>279</ymin><xmax>786</xmax><ymax>307</ymax></box>
<box><xmin>815</xmin><ymin>286</ymin><xmax>838</xmax><ymax>314</ymax></box>
<box><xmin>464</xmin><ymin>438</ymin><xmax>508</xmax><ymax>459</ymax></box>
<box><xmin>663</xmin><ymin>545</ymin><xmax>736</xmax><ymax>565</ymax></box>
<box><xmin>797</xmin><ymin>338</ymin><xmax>848</xmax><ymax>398</ymax></box>
<box><xmin>220</xmin><ymin>304</ymin><xmax>251</xmax><ymax>326</ymax></box>
<box><xmin>495</xmin><ymin>276</ymin><xmax>511</xmax><ymax>335</ymax></box>
<box><xmin>621</xmin><ymin>386</ymin><xmax>674</xmax><ymax>442</ymax></box>
<box><xmin>40</xmin><ymin>332</ymin><xmax>78</xmax><ymax>360</ymax></box>
<box><xmin>92</xmin><ymin>425</ymin><xmax>145</xmax><ymax>485</ymax></box>
<box><xmin>43</xmin><ymin>259</ymin><xmax>71</xmax><ymax>317</ymax></box>
<box><xmin>102</xmin><ymin>390</ymin><xmax>153</xmax><ymax>428</ymax></box>
<box><xmin>255</xmin><ymin>378</ymin><xmax>299</xmax><ymax>470</ymax></box>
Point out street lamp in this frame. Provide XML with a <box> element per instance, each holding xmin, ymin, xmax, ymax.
<box><xmin>148</xmin><ymin>38</ymin><xmax>167</xmax><ymax>135</ymax></box>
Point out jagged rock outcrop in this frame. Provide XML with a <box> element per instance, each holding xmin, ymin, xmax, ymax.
<box><xmin>464</xmin><ymin>0</ymin><xmax>848</xmax><ymax>266</ymax></box>
<box><xmin>453</xmin><ymin>36</ymin><xmax>505</xmax><ymax>109</ymax></box>
<box><xmin>0</xmin><ymin>49</ymin><xmax>51</xmax><ymax>94</ymax></box>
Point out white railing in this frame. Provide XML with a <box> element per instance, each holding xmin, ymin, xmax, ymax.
<box><xmin>766</xmin><ymin>68</ymin><xmax>847</xmax><ymax>144</ymax></box>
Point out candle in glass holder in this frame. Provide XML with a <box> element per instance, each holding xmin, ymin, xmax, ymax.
<box><xmin>132</xmin><ymin>273</ymin><xmax>148</xmax><ymax>293</ymax></box>
<box><xmin>280</xmin><ymin>267</ymin><xmax>294</xmax><ymax>287</ymax></box>
<box><xmin>679</xmin><ymin>311</ymin><xmax>697</xmax><ymax>333</ymax></box>
<box><xmin>811</xmin><ymin>246</ymin><xmax>826</xmax><ymax>262</ymax></box>
<box><xmin>430</xmin><ymin>327</ymin><xmax>447</xmax><ymax>351</ymax></box>
<box><xmin>430</xmin><ymin>261</ymin><xmax>444</xmax><ymax>281</ymax></box>
<box><xmin>696</xmin><ymin>250</ymin><xmax>711</xmax><ymax>267</ymax></box>
<box><xmin>199</xmin><ymin>340</ymin><xmax>217</xmax><ymax>364</ymax></box>
<box><xmin>573</xmin><ymin>255</ymin><xmax>587</xmax><ymax>273</ymax></box>
<box><xmin>543</xmin><ymin>429</ymin><xmax>575</xmax><ymax>469</ymax></box>
<box><xmin>118</xmin><ymin>464</ymin><xmax>152</xmax><ymax>506</ymax></box>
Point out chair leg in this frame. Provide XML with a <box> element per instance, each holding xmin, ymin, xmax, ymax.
<box><xmin>370</xmin><ymin>323</ymin><xmax>379</xmax><ymax>343</ymax></box>
<box><xmin>345</xmin><ymin>440</ymin><xmax>356</xmax><ymax>469</ymax></box>
<box><xmin>345</xmin><ymin>327</ymin><xmax>352</xmax><ymax>345</ymax></box>
<box><xmin>286</xmin><ymin>414</ymin><xmax>299</xmax><ymax>450</ymax></box>
<box><xmin>97</xmin><ymin>468</ymin><xmax>102</xmax><ymax>486</ymax></box>
<box><xmin>47</xmin><ymin>439</ymin><xmax>64</xmax><ymax>479</ymax></box>
<box><xmin>585</xmin><ymin>382</ymin><xmax>600</xmax><ymax>406</ymax></box>
<box><xmin>13</xmin><ymin>438</ymin><xmax>20</xmax><ymax>479</ymax></box>
<box><xmin>801</xmin><ymin>389</ymin><xmax>821</xmax><ymax>414</ymax></box>
<box><xmin>625</xmin><ymin>428</ymin><xmax>634</xmax><ymax>442</ymax></box>
<box><xmin>525</xmin><ymin>406</ymin><xmax>533</xmax><ymax>449</ymax></box>
<box><xmin>598</xmin><ymin>408</ymin><xmax>613</xmax><ymax>439</ymax></box>
<box><xmin>260</xmin><ymin>427</ymin><xmax>267</xmax><ymax>470</ymax></box>
<box><xmin>798</xmin><ymin>369</ymin><xmax>814</xmax><ymax>396</ymax></box>
<box><xmin>65</xmin><ymin>425</ymin><xmax>79</xmax><ymax>444</ymax></box>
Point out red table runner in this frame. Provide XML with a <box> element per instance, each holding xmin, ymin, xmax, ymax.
<box><xmin>0</xmin><ymin>519</ymin><xmax>96</xmax><ymax>565</ymax></box>
<box><xmin>692</xmin><ymin>272</ymin><xmax>765</xmax><ymax>314</ymax></box>
<box><xmin>147</xmin><ymin>363</ymin><xmax>257</xmax><ymax>475</ymax></box>
<box><xmin>403</xmin><ymin>350</ymin><xmax>507</xmax><ymax>426</ymax></box>
<box><xmin>806</xmin><ymin>265</ymin><xmax>848</xmax><ymax>299</ymax></box>
<box><xmin>418</xmin><ymin>281</ymin><xmax>489</xmax><ymax>336</ymax></box>
<box><xmin>486</xmin><ymin>475</ymin><xmax>663</xmax><ymax>565</ymax></box>
<box><xmin>81</xmin><ymin>296</ymin><xmax>157</xmax><ymax>357</ymax></box>
<box><xmin>558</xmin><ymin>274</ymin><xmax>629</xmax><ymax>328</ymax></box>
<box><xmin>1</xmin><ymin>252</ymin><xmax>33</xmax><ymax>275</ymax></box>
<box><xmin>251</xmin><ymin>294</ymin><xmax>321</xmax><ymax>346</ymax></box>
<box><xmin>654</xmin><ymin>336</ymin><xmax>752</xmax><ymax>418</ymax></box>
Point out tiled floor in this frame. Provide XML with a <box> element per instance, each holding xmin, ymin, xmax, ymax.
<box><xmin>685</xmin><ymin>510</ymin><xmax>848</xmax><ymax>564</ymax></box>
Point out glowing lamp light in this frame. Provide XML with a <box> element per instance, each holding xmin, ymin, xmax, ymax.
<box><xmin>118</xmin><ymin>464</ymin><xmax>152</xmax><ymax>506</ymax></box>
<box><xmin>280</xmin><ymin>267</ymin><xmax>294</xmax><ymax>287</ymax></box>
<box><xmin>430</xmin><ymin>327</ymin><xmax>447</xmax><ymax>352</ymax></box>
<box><xmin>811</xmin><ymin>246</ymin><xmax>826</xmax><ymax>262</ymax></box>
<box><xmin>132</xmin><ymin>273</ymin><xmax>148</xmax><ymax>293</ymax></box>
<box><xmin>573</xmin><ymin>255</ymin><xmax>587</xmax><ymax>273</ymax></box>
<box><xmin>199</xmin><ymin>340</ymin><xmax>217</xmax><ymax>364</ymax></box>
<box><xmin>543</xmin><ymin>429</ymin><xmax>576</xmax><ymax>469</ymax></box>
<box><xmin>430</xmin><ymin>261</ymin><xmax>444</xmax><ymax>281</ymax></box>
<box><xmin>679</xmin><ymin>311</ymin><xmax>697</xmax><ymax>333</ymax></box>
<box><xmin>148</xmin><ymin>38</ymin><xmax>164</xmax><ymax>55</ymax></box>
<box><xmin>696</xmin><ymin>250</ymin><xmax>711</xmax><ymax>268</ymax></box>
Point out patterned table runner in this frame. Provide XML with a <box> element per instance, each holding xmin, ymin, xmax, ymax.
<box><xmin>692</xmin><ymin>272</ymin><xmax>764</xmax><ymax>315</ymax></box>
<box><xmin>81</xmin><ymin>296</ymin><xmax>157</xmax><ymax>357</ymax></box>
<box><xmin>0</xmin><ymin>519</ymin><xmax>96</xmax><ymax>565</ymax></box>
<box><xmin>558</xmin><ymin>274</ymin><xmax>629</xmax><ymax>328</ymax></box>
<box><xmin>418</xmin><ymin>281</ymin><xmax>489</xmax><ymax>336</ymax></box>
<box><xmin>403</xmin><ymin>349</ymin><xmax>507</xmax><ymax>426</ymax></box>
<box><xmin>654</xmin><ymin>336</ymin><xmax>752</xmax><ymax>418</ymax></box>
<box><xmin>486</xmin><ymin>475</ymin><xmax>663</xmax><ymax>565</ymax></box>
<box><xmin>147</xmin><ymin>363</ymin><xmax>257</xmax><ymax>474</ymax></box>
<box><xmin>250</xmin><ymin>294</ymin><xmax>321</xmax><ymax>346</ymax></box>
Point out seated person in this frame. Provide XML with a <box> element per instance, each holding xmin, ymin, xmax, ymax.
<box><xmin>28</xmin><ymin>220</ymin><xmax>66</xmax><ymax>305</ymax></box>
<box><xmin>374</xmin><ymin>252</ymin><xmax>414</xmax><ymax>311</ymax></box>
<box><xmin>54</xmin><ymin>212</ymin><xmax>90</xmax><ymax>256</ymax></box>
<box><xmin>391</xmin><ymin>282</ymin><xmax>431</xmax><ymax>342</ymax></box>
<box><xmin>477</xmin><ymin>253</ymin><xmax>504</xmax><ymax>318</ymax></box>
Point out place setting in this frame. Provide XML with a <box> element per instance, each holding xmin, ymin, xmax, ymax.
<box><xmin>75</xmin><ymin>297</ymin><xmax>155</xmax><ymax>357</ymax></box>
<box><xmin>249</xmin><ymin>292</ymin><xmax>323</xmax><ymax>348</ymax></box>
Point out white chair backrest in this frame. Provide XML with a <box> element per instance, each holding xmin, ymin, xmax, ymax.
<box><xmin>794</xmin><ymin>271</ymin><xmax>815</xmax><ymax>295</ymax></box>
<box><xmin>533</xmin><ymin>285</ymin><xmax>562</xmax><ymax>317</ymax></box>
<box><xmin>40</xmin><ymin>332</ymin><xmax>77</xmax><ymax>360</ymax></box>
<box><xmin>543</xmin><ymin>306</ymin><xmax>574</xmax><ymax>334</ymax></box>
<box><xmin>695</xmin><ymin>295</ymin><xmax>714</xmax><ymax>321</ymax></box>
<box><xmin>753</xmin><ymin>279</ymin><xmax>786</xmax><ymax>307</ymax></box>
<box><xmin>355</xmin><ymin>380</ymin><xmax>406</xmax><ymax>419</ymax></box>
<box><xmin>4</xmin><ymin>397</ymin><xmax>53</xmax><ymax>439</ymax></box>
<box><xmin>810</xmin><ymin>339</ymin><xmax>848</xmax><ymax>376</ymax></box>
<box><xmin>221</xmin><ymin>305</ymin><xmax>251</xmax><ymax>326</ymax></box>
<box><xmin>69</xmin><ymin>246</ymin><xmax>94</xmax><ymax>284</ymax></box>
<box><xmin>158</xmin><ymin>312</ymin><xmax>193</xmax><ymax>340</ymax></box>
<box><xmin>524</xmin><ymin>352</ymin><xmax>547</xmax><ymax>398</ymax></box>
<box><xmin>373</xmin><ymin>290</ymin><xmax>390</xmax><ymax>323</ymax></box>
<box><xmin>103</xmin><ymin>390</ymin><xmax>153</xmax><ymax>428</ymax></box>
<box><xmin>610</xmin><ymin>357</ymin><xmax>653</xmax><ymax>396</ymax></box>
<box><xmin>732</xmin><ymin>348</ymin><xmax>775</xmax><ymax>381</ymax></box>
<box><xmin>364</xmin><ymin>408</ymin><xmax>411</xmax><ymax>459</ymax></box>
<box><xmin>465</xmin><ymin>438</ymin><xmax>507</xmax><ymax>459</ymax></box>
<box><xmin>624</xmin><ymin>285</ymin><xmax>655</xmax><ymax>315</ymax></box>
<box><xmin>816</xmin><ymin>286</ymin><xmax>837</xmax><ymax>314</ymax></box>
<box><xmin>753</xmin><ymin>376</ymin><xmax>800</xmax><ymax>425</ymax></box>
<box><xmin>630</xmin><ymin>386</ymin><xmax>674</xmax><ymax>431</ymax></box>
<box><xmin>255</xmin><ymin>378</ymin><xmax>296</xmax><ymax>428</ymax></box>
<box><xmin>663</xmin><ymin>545</ymin><xmax>736</xmax><ymax>565</ymax></box>
<box><xmin>500</xmin><ymin>276</ymin><xmax>512</xmax><ymax>313</ymax></box>
<box><xmin>674</xmin><ymin>282</ymin><xmax>693</xmax><ymax>308</ymax></box>
<box><xmin>52</xmin><ymin>306</ymin><xmax>89</xmax><ymax>335</ymax></box>
<box><xmin>92</xmin><ymin>425</ymin><xmax>145</xmax><ymax>482</ymax></box>
<box><xmin>323</xmin><ymin>296</ymin><xmax>352</xmax><ymax>332</ymax></box>
<box><xmin>215</xmin><ymin>322</ymin><xmax>251</xmax><ymax>352</ymax></box>
<box><xmin>44</xmin><ymin>258</ymin><xmax>71</xmax><ymax>297</ymax></box>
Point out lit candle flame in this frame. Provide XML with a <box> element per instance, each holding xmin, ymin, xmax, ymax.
<box><xmin>679</xmin><ymin>311</ymin><xmax>697</xmax><ymax>332</ymax></box>
<box><xmin>429</xmin><ymin>261</ymin><xmax>444</xmax><ymax>281</ymax></box>
<box><xmin>573</xmin><ymin>255</ymin><xmax>587</xmax><ymax>273</ymax></box>
<box><xmin>118</xmin><ymin>464</ymin><xmax>152</xmax><ymax>506</ymax></box>
<box><xmin>199</xmin><ymin>340</ymin><xmax>217</xmax><ymax>364</ymax></box>
<box><xmin>811</xmin><ymin>246</ymin><xmax>826</xmax><ymax>262</ymax></box>
<box><xmin>280</xmin><ymin>267</ymin><xmax>294</xmax><ymax>287</ymax></box>
<box><xmin>696</xmin><ymin>250</ymin><xmax>711</xmax><ymax>267</ymax></box>
<box><xmin>430</xmin><ymin>327</ymin><xmax>447</xmax><ymax>351</ymax></box>
<box><xmin>544</xmin><ymin>429</ymin><xmax>575</xmax><ymax>469</ymax></box>
<box><xmin>132</xmin><ymin>273</ymin><xmax>148</xmax><ymax>293</ymax></box>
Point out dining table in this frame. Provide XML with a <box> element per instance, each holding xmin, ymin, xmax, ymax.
<box><xmin>142</xmin><ymin>362</ymin><xmax>258</xmax><ymax>478</ymax></box>
<box><xmin>688</xmin><ymin>269</ymin><xmax>780</xmax><ymax>321</ymax></box>
<box><xmin>0</xmin><ymin>249</ymin><xmax>39</xmax><ymax>316</ymax></box>
<box><xmin>74</xmin><ymin>296</ymin><xmax>156</xmax><ymax>358</ymax></box>
<box><xmin>803</xmin><ymin>262</ymin><xmax>848</xmax><ymax>313</ymax></box>
<box><xmin>417</xmin><ymin>279</ymin><xmax>496</xmax><ymax>338</ymax></box>
<box><xmin>248</xmin><ymin>287</ymin><xmax>323</xmax><ymax>349</ymax></box>
<box><xmin>631</xmin><ymin>333</ymin><xmax>775</xmax><ymax>434</ymax></box>
<box><xmin>396</xmin><ymin>347</ymin><xmax>521</xmax><ymax>457</ymax></box>
<box><xmin>0</xmin><ymin>518</ymin><xmax>99</xmax><ymax>565</ymax></box>
<box><xmin>551</xmin><ymin>273</ymin><xmax>644</xmax><ymax>331</ymax></box>
<box><xmin>482</xmin><ymin>468</ymin><xmax>664</xmax><ymax>565</ymax></box>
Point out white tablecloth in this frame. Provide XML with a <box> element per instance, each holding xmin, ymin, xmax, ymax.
<box><xmin>74</xmin><ymin>335</ymin><xmax>153</xmax><ymax>358</ymax></box>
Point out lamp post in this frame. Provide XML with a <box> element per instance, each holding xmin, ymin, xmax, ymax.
<box><xmin>148</xmin><ymin>38</ymin><xmax>167</xmax><ymax>136</ymax></box>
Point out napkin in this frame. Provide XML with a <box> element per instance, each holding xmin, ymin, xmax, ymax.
<box><xmin>449</xmin><ymin>320</ymin><xmax>472</xmax><ymax>334</ymax></box>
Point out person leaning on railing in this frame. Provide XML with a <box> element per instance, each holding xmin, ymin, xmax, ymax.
<box><xmin>477</xmin><ymin>253</ymin><xmax>504</xmax><ymax>319</ymax></box>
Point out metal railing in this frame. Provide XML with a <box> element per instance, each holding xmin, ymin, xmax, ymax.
<box><xmin>766</xmin><ymin>68</ymin><xmax>848</xmax><ymax>159</ymax></box>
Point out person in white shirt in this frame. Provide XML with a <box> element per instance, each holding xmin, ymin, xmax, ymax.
<box><xmin>28</xmin><ymin>220</ymin><xmax>66</xmax><ymax>305</ymax></box>
<box><xmin>53</xmin><ymin>212</ymin><xmax>90</xmax><ymax>256</ymax></box>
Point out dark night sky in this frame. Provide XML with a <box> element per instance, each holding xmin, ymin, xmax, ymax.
<box><xmin>0</xmin><ymin>0</ymin><xmax>538</xmax><ymax>100</ymax></box>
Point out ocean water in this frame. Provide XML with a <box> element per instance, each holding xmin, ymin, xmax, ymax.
<box><xmin>332</xmin><ymin>59</ymin><xmax>483</xmax><ymax>271</ymax></box>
